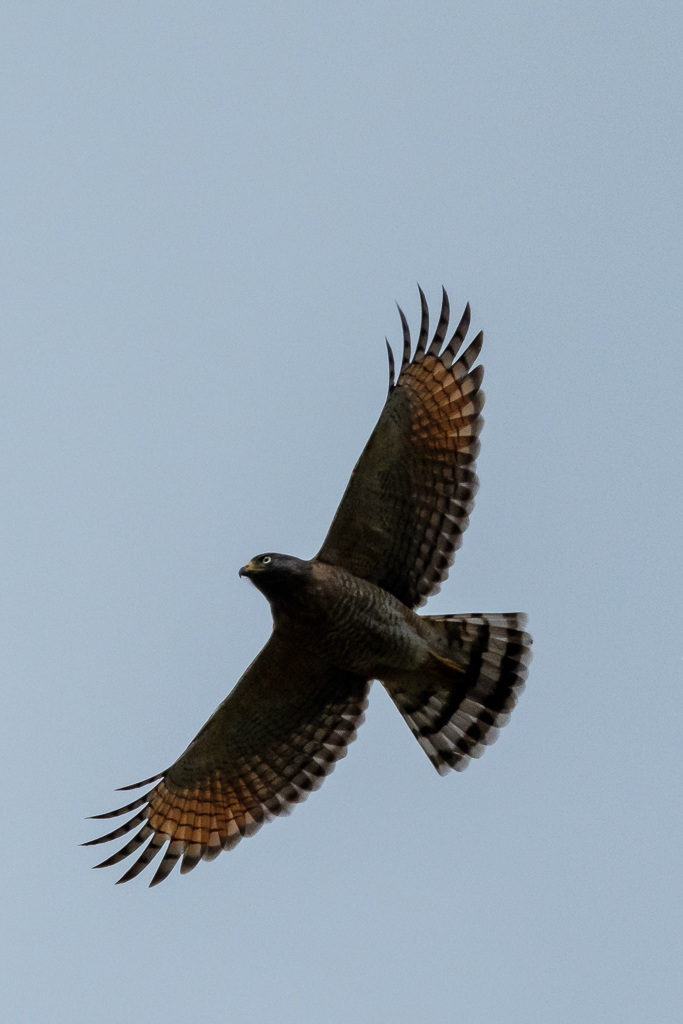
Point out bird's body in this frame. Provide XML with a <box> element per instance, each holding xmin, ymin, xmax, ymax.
<box><xmin>249</xmin><ymin>555</ymin><xmax>432</xmax><ymax>679</ymax></box>
<box><xmin>86</xmin><ymin>288</ymin><xmax>532</xmax><ymax>885</ymax></box>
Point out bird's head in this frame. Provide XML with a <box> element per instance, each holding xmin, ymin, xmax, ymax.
<box><xmin>239</xmin><ymin>552</ymin><xmax>313</xmax><ymax>601</ymax></box>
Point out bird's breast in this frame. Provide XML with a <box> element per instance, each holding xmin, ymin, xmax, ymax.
<box><xmin>274</xmin><ymin>565</ymin><xmax>428</xmax><ymax>677</ymax></box>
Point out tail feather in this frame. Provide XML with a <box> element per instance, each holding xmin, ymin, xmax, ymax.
<box><xmin>382</xmin><ymin>613</ymin><xmax>532</xmax><ymax>775</ymax></box>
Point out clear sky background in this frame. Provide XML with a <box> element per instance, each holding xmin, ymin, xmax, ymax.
<box><xmin>1</xmin><ymin>3</ymin><xmax>681</xmax><ymax>1022</ymax></box>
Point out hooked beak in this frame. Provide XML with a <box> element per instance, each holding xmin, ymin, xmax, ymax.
<box><xmin>239</xmin><ymin>560</ymin><xmax>257</xmax><ymax>579</ymax></box>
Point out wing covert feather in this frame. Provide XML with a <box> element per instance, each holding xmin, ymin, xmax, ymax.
<box><xmin>85</xmin><ymin>635</ymin><xmax>369</xmax><ymax>885</ymax></box>
<box><xmin>315</xmin><ymin>289</ymin><xmax>484</xmax><ymax>608</ymax></box>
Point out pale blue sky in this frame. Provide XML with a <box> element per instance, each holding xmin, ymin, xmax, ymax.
<box><xmin>1</xmin><ymin>3</ymin><xmax>681</xmax><ymax>1022</ymax></box>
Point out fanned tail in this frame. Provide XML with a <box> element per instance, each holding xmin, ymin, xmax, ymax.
<box><xmin>382</xmin><ymin>612</ymin><xmax>532</xmax><ymax>774</ymax></box>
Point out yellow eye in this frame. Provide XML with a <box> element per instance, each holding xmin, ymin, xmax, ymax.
<box><xmin>262</xmin><ymin>556</ymin><xmax>272</xmax><ymax>565</ymax></box>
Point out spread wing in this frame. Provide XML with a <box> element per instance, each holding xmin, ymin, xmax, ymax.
<box><xmin>85</xmin><ymin>637</ymin><xmax>369</xmax><ymax>886</ymax></box>
<box><xmin>315</xmin><ymin>287</ymin><xmax>484</xmax><ymax>608</ymax></box>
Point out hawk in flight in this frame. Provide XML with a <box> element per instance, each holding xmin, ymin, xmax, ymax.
<box><xmin>86</xmin><ymin>288</ymin><xmax>532</xmax><ymax>885</ymax></box>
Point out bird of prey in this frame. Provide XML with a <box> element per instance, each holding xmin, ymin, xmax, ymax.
<box><xmin>86</xmin><ymin>287</ymin><xmax>532</xmax><ymax>886</ymax></box>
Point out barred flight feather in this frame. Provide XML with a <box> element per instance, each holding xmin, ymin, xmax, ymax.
<box><xmin>317</xmin><ymin>287</ymin><xmax>485</xmax><ymax>610</ymax></box>
<box><xmin>87</xmin><ymin>679</ymin><xmax>369</xmax><ymax>885</ymax></box>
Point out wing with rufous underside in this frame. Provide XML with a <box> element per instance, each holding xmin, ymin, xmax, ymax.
<box><xmin>315</xmin><ymin>287</ymin><xmax>484</xmax><ymax>609</ymax></box>
<box><xmin>85</xmin><ymin>635</ymin><xmax>369</xmax><ymax>886</ymax></box>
